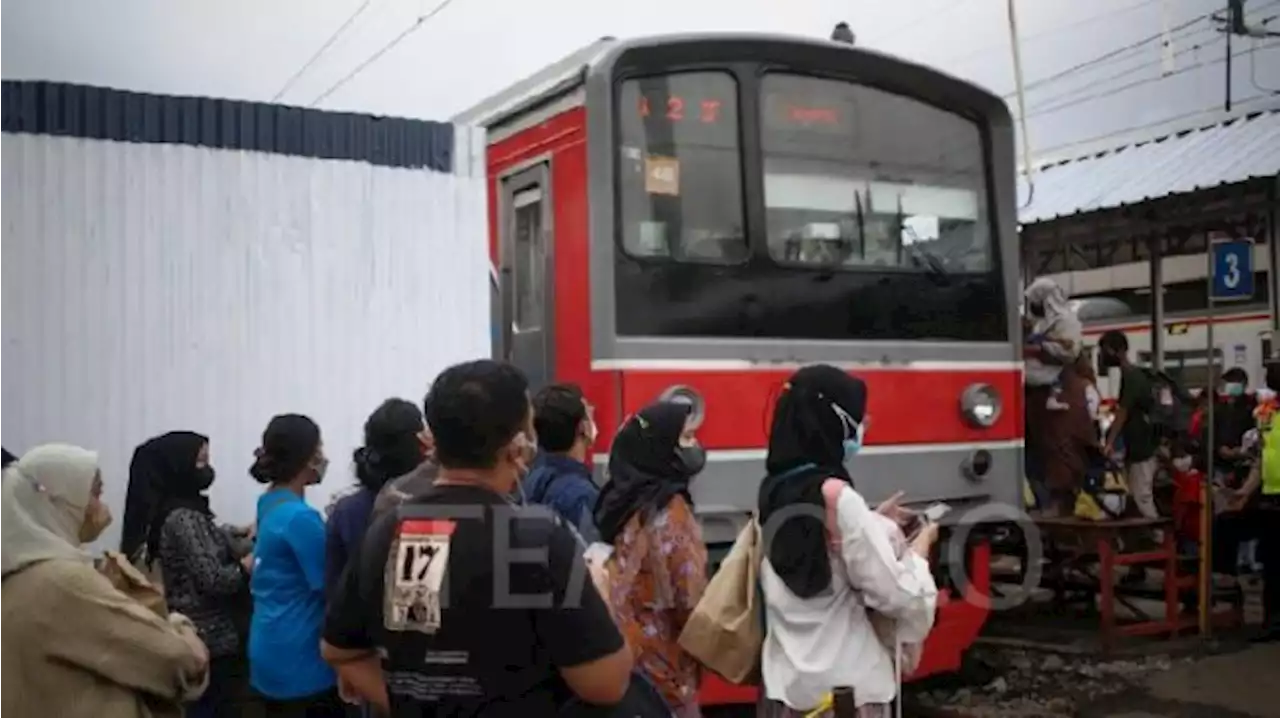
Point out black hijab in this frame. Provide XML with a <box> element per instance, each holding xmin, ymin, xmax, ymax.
<box><xmin>594</xmin><ymin>402</ymin><xmax>694</xmax><ymax>544</ymax></box>
<box><xmin>757</xmin><ymin>364</ymin><xmax>868</xmax><ymax>599</ymax></box>
<box><xmin>121</xmin><ymin>431</ymin><xmax>211</xmax><ymax>562</ymax></box>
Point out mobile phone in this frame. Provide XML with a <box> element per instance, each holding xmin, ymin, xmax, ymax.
<box><xmin>921</xmin><ymin>502</ymin><xmax>951</xmax><ymax>523</ymax></box>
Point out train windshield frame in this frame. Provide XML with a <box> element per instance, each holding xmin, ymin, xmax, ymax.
<box><xmin>610</xmin><ymin>57</ymin><xmax>1009</xmax><ymax>343</ymax></box>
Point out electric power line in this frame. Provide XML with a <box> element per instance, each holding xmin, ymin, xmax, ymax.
<box><xmin>1024</xmin><ymin>33</ymin><xmax>1223</xmax><ymax>113</ymax></box>
<box><xmin>309</xmin><ymin>0</ymin><xmax>458</xmax><ymax>107</ymax></box>
<box><xmin>944</xmin><ymin>0</ymin><xmax>1164</xmax><ymax>68</ymax></box>
<box><xmin>1020</xmin><ymin>39</ymin><xmax>1279</xmax><ymax>119</ymax></box>
<box><xmin>1004</xmin><ymin>10</ymin><xmax>1213</xmax><ymax>98</ymax></box>
<box><xmin>273</xmin><ymin>0</ymin><xmax>376</xmax><ymax>103</ymax></box>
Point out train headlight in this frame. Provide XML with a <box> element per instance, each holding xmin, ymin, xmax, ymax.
<box><xmin>658</xmin><ymin>385</ymin><xmax>706</xmax><ymax>429</ymax></box>
<box><xmin>960</xmin><ymin>383</ymin><xmax>1001</xmax><ymax>428</ymax></box>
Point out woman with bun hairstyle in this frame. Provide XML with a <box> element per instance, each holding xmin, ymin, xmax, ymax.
<box><xmin>326</xmin><ymin>398</ymin><xmax>431</xmax><ymax>597</ymax></box>
<box><xmin>247</xmin><ymin>414</ymin><xmax>343</xmax><ymax>716</ymax></box>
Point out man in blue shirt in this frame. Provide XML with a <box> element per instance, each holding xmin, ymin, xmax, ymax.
<box><xmin>523</xmin><ymin>384</ymin><xmax>601</xmax><ymax>543</ymax></box>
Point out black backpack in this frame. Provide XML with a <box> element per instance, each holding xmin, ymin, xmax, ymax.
<box><xmin>1141</xmin><ymin>367</ymin><xmax>1193</xmax><ymax>442</ymax></box>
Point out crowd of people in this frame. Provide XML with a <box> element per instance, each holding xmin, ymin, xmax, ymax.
<box><xmin>1</xmin><ymin>358</ymin><xmax>940</xmax><ymax>717</ymax></box>
<box><xmin>1023</xmin><ymin>277</ymin><xmax>1278</xmax><ymax>642</ymax></box>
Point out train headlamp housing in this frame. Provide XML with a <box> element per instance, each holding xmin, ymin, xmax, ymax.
<box><xmin>658</xmin><ymin>385</ymin><xmax>706</xmax><ymax>429</ymax></box>
<box><xmin>960</xmin><ymin>383</ymin><xmax>1002</xmax><ymax>428</ymax></box>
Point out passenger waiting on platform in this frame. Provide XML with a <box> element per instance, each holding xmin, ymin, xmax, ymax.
<box><xmin>757</xmin><ymin>365</ymin><xmax>938</xmax><ymax>718</ymax></box>
<box><xmin>247</xmin><ymin>414</ymin><xmax>343</xmax><ymax>716</ymax></box>
<box><xmin>126</xmin><ymin>432</ymin><xmax>255</xmax><ymax>718</ymax></box>
<box><xmin>1217</xmin><ymin>359</ymin><xmax>1280</xmax><ymax>642</ymax></box>
<box><xmin>327</xmin><ymin>399</ymin><xmax>430</xmax><ymax>595</ymax></box>
<box><xmin>1100</xmin><ymin>330</ymin><xmax>1160</xmax><ymax>519</ymax></box>
<box><xmin>525</xmin><ymin>383</ymin><xmax>602</xmax><ymax>542</ymax></box>
<box><xmin>594</xmin><ymin>401</ymin><xmax>709</xmax><ymax>717</ymax></box>
<box><xmin>2</xmin><ymin>444</ymin><xmax>210</xmax><ymax>717</ymax></box>
<box><xmin>322</xmin><ymin>360</ymin><xmax>633</xmax><ymax>714</ymax></box>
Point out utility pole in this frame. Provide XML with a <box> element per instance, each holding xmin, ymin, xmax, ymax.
<box><xmin>1226</xmin><ymin>0</ymin><xmax>1233</xmax><ymax>112</ymax></box>
<box><xmin>1215</xmin><ymin>0</ymin><xmax>1280</xmax><ymax>111</ymax></box>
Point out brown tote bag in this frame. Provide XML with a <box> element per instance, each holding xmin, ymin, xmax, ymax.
<box><xmin>677</xmin><ymin>518</ymin><xmax>763</xmax><ymax>684</ymax></box>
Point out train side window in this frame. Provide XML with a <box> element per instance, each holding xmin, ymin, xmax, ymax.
<box><xmin>617</xmin><ymin>72</ymin><xmax>747</xmax><ymax>265</ymax></box>
<box><xmin>513</xmin><ymin>187</ymin><xmax>544</xmax><ymax>332</ymax></box>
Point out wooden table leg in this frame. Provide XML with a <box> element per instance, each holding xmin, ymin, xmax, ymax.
<box><xmin>1098</xmin><ymin>535</ymin><xmax>1116</xmax><ymax>654</ymax></box>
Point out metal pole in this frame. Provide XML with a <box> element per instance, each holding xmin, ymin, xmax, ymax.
<box><xmin>1151</xmin><ymin>234</ymin><xmax>1165</xmax><ymax>372</ymax></box>
<box><xmin>1200</xmin><ymin>237</ymin><xmax>1217</xmax><ymax>637</ymax></box>
<box><xmin>1224</xmin><ymin>1</ymin><xmax>1233</xmax><ymax>113</ymax></box>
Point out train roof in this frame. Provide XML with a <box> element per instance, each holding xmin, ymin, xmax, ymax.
<box><xmin>451</xmin><ymin>32</ymin><xmax>1005</xmax><ymax>133</ymax></box>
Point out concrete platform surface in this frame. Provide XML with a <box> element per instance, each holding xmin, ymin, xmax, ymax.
<box><xmin>1086</xmin><ymin>642</ymin><xmax>1279</xmax><ymax>718</ymax></box>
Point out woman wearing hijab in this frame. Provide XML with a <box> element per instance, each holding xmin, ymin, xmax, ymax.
<box><xmin>2</xmin><ymin>443</ymin><xmax>210</xmax><ymax>718</ymax></box>
<box><xmin>129</xmin><ymin>432</ymin><xmax>256</xmax><ymax>718</ymax></box>
<box><xmin>756</xmin><ymin>365</ymin><xmax>938</xmax><ymax>718</ymax></box>
<box><xmin>1023</xmin><ymin>278</ymin><xmax>1094</xmax><ymax>514</ymax></box>
<box><xmin>248</xmin><ymin>414</ymin><xmax>343</xmax><ymax>716</ymax></box>
<box><xmin>594</xmin><ymin>402</ymin><xmax>709</xmax><ymax>717</ymax></box>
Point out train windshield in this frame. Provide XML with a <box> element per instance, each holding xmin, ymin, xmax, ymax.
<box><xmin>760</xmin><ymin>74</ymin><xmax>992</xmax><ymax>274</ymax></box>
<box><xmin>613</xmin><ymin>68</ymin><xmax>1007</xmax><ymax>342</ymax></box>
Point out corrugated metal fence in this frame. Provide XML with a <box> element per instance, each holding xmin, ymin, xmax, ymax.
<box><xmin>2</xmin><ymin>128</ymin><xmax>490</xmax><ymax>540</ymax></box>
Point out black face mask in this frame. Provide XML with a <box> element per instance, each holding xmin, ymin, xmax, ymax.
<box><xmin>194</xmin><ymin>466</ymin><xmax>216</xmax><ymax>491</ymax></box>
<box><xmin>1028</xmin><ymin>302</ymin><xmax>1045</xmax><ymax>318</ymax></box>
<box><xmin>674</xmin><ymin>445</ymin><xmax>707</xmax><ymax>477</ymax></box>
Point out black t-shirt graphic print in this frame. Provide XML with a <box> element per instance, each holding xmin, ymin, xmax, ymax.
<box><xmin>324</xmin><ymin>484</ymin><xmax>624</xmax><ymax>717</ymax></box>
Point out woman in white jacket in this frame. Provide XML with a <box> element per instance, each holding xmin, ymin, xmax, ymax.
<box><xmin>756</xmin><ymin>365</ymin><xmax>939</xmax><ymax>717</ymax></box>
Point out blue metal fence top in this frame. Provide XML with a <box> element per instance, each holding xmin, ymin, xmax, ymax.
<box><xmin>1</xmin><ymin>80</ymin><xmax>454</xmax><ymax>173</ymax></box>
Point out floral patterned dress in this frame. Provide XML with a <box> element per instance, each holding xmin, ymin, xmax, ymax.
<box><xmin>607</xmin><ymin>494</ymin><xmax>708</xmax><ymax>712</ymax></box>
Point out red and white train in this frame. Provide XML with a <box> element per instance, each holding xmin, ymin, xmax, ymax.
<box><xmin>466</xmin><ymin>33</ymin><xmax>1024</xmax><ymax>705</ymax></box>
<box><xmin>1077</xmin><ymin>297</ymin><xmax>1274</xmax><ymax>394</ymax></box>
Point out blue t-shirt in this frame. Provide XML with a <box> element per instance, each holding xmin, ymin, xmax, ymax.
<box><xmin>249</xmin><ymin>488</ymin><xmax>335</xmax><ymax>699</ymax></box>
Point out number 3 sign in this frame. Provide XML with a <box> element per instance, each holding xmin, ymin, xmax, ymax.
<box><xmin>1211</xmin><ymin>238</ymin><xmax>1254</xmax><ymax>302</ymax></box>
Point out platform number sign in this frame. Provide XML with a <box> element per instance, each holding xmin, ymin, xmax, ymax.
<box><xmin>1210</xmin><ymin>238</ymin><xmax>1254</xmax><ymax>302</ymax></box>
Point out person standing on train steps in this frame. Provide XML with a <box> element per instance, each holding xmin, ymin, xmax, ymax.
<box><xmin>248</xmin><ymin>414</ymin><xmax>345</xmax><ymax>717</ymax></box>
<box><xmin>1100</xmin><ymin>330</ymin><xmax>1160</xmax><ymax>519</ymax></box>
<box><xmin>322</xmin><ymin>360</ymin><xmax>634</xmax><ymax>715</ymax></box>
<box><xmin>524</xmin><ymin>383</ymin><xmax>602</xmax><ymax>543</ymax></box>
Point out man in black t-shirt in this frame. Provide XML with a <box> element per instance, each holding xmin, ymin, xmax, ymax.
<box><xmin>322</xmin><ymin>360</ymin><xmax>632</xmax><ymax>716</ymax></box>
<box><xmin>1100</xmin><ymin>330</ymin><xmax>1160</xmax><ymax>518</ymax></box>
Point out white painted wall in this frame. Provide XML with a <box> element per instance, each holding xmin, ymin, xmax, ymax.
<box><xmin>2</xmin><ymin>131</ymin><xmax>490</xmax><ymax>548</ymax></box>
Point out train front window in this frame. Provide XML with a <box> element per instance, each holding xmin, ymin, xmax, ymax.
<box><xmin>617</xmin><ymin>72</ymin><xmax>747</xmax><ymax>265</ymax></box>
<box><xmin>760</xmin><ymin>74</ymin><xmax>992</xmax><ymax>274</ymax></box>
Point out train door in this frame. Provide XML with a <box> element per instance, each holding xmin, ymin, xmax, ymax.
<box><xmin>498</xmin><ymin>164</ymin><xmax>554</xmax><ymax>389</ymax></box>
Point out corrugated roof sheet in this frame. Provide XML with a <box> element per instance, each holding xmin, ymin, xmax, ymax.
<box><xmin>2</xmin><ymin>80</ymin><xmax>455</xmax><ymax>172</ymax></box>
<box><xmin>1018</xmin><ymin>109</ymin><xmax>1280</xmax><ymax>224</ymax></box>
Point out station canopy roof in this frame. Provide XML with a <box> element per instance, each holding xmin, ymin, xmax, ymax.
<box><xmin>1018</xmin><ymin>108</ymin><xmax>1280</xmax><ymax>225</ymax></box>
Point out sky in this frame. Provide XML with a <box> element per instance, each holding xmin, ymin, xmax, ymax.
<box><xmin>4</xmin><ymin>0</ymin><xmax>1278</xmax><ymax>162</ymax></box>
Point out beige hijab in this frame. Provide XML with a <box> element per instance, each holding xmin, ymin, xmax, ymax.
<box><xmin>1</xmin><ymin>444</ymin><xmax>100</xmax><ymax>576</ymax></box>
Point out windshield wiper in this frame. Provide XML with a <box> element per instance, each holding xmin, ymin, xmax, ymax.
<box><xmin>896</xmin><ymin>195</ymin><xmax>952</xmax><ymax>286</ymax></box>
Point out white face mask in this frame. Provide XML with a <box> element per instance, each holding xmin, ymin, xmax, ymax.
<box><xmin>1172</xmin><ymin>456</ymin><xmax>1193</xmax><ymax>473</ymax></box>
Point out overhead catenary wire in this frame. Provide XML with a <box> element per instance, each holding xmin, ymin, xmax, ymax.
<box><xmin>1020</xmin><ymin>39</ymin><xmax>1279</xmax><ymax>119</ymax></box>
<box><xmin>309</xmin><ymin>0</ymin><xmax>458</xmax><ymax>107</ymax></box>
<box><xmin>1024</xmin><ymin>34</ymin><xmax>1223</xmax><ymax>115</ymax></box>
<box><xmin>1007</xmin><ymin>0</ymin><xmax>1035</xmax><ymax>209</ymax></box>
<box><xmin>272</xmin><ymin>0</ymin><xmax>376</xmax><ymax>103</ymax></box>
<box><xmin>944</xmin><ymin>0</ymin><xmax>1165</xmax><ymax>69</ymax></box>
<box><xmin>1003</xmin><ymin>11</ymin><xmax>1213</xmax><ymax>98</ymax></box>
